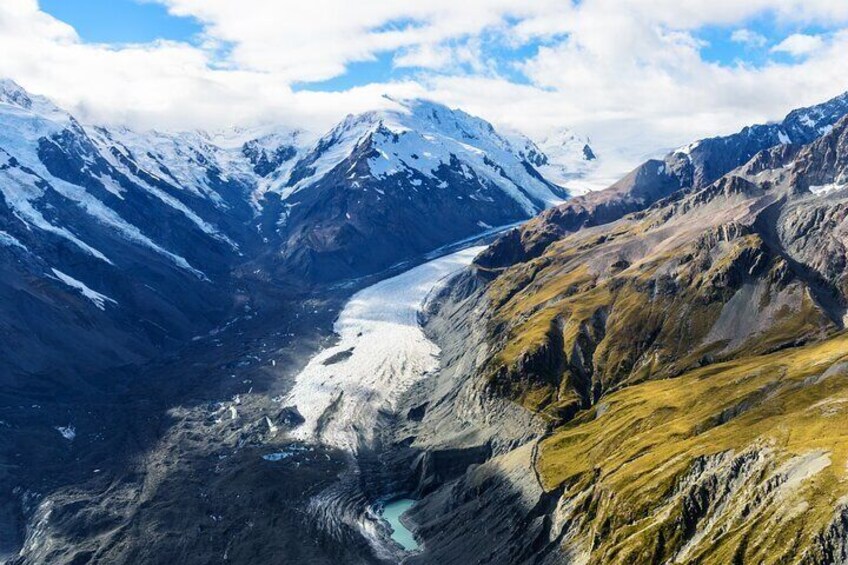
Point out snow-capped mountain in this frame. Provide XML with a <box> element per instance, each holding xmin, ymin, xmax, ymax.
<box><xmin>270</xmin><ymin>98</ymin><xmax>568</xmax><ymax>209</ymax></box>
<box><xmin>498</xmin><ymin>126</ymin><xmax>598</xmax><ymax>195</ymax></box>
<box><xmin>0</xmin><ymin>80</ymin><xmax>587</xmax><ymax>375</ymax></box>
<box><xmin>260</xmin><ymin>98</ymin><xmax>572</xmax><ymax>282</ymax></box>
<box><xmin>0</xmin><ymin>79</ymin><xmax>292</xmax><ymax>376</ymax></box>
<box><xmin>533</xmin><ymin>129</ymin><xmax>598</xmax><ymax>195</ymax></box>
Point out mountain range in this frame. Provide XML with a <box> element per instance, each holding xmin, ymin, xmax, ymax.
<box><xmin>0</xmin><ymin>80</ymin><xmax>591</xmax><ymax>378</ymax></box>
<box><xmin>400</xmin><ymin>91</ymin><xmax>848</xmax><ymax>564</ymax></box>
<box><xmin>4</xmin><ymin>77</ymin><xmax>848</xmax><ymax>564</ymax></box>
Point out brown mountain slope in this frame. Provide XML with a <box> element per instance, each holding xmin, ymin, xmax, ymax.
<box><xmin>398</xmin><ymin>115</ymin><xmax>848</xmax><ymax>565</ymax></box>
<box><xmin>469</xmin><ymin>116</ymin><xmax>848</xmax><ymax>423</ymax></box>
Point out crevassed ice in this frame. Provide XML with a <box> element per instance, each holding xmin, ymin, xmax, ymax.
<box><xmin>285</xmin><ymin>245</ymin><xmax>484</xmax><ymax>452</ymax></box>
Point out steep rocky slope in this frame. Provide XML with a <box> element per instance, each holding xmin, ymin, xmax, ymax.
<box><xmin>396</xmin><ymin>108</ymin><xmax>848</xmax><ymax>564</ymax></box>
<box><xmin>403</xmin><ymin>331</ymin><xmax>848</xmax><ymax>565</ymax></box>
<box><xmin>535</xmin><ymin>334</ymin><xmax>848</xmax><ymax>564</ymax></box>
<box><xmin>475</xmin><ymin>117</ymin><xmax>848</xmax><ymax>419</ymax></box>
<box><xmin>479</xmin><ymin>90</ymin><xmax>848</xmax><ymax>270</ymax></box>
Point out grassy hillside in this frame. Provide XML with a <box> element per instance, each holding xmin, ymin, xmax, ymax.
<box><xmin>536</xmin><ymin>332</ymin><xmax>848</xmax><ymax>563</ymax></box>
<box><xmin>479</xmin><ymin>178</ymin><xmax>837</xmax><ymax>421</ymax></box>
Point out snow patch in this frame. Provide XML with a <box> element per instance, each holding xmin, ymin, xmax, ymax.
<box><xmin>0</xmin><ymin>230</ymin><xmax>26</xmax><ymax>251</ymax></box>
<box><xmin>51</xmin><ymin>268</ymin><xmax>117</xmax><ymax>310</ymax></box>
<box><xmin>809</xmin><ymin>183</ymin><xmax>846</xmax><ymax>196</ymax></box>
<box><xmin>55</xmin><ymin>425</ymin><xmax>76</xmax><ymax>441</ymax></box>
<box><xmin>262</xmin><ymin>445</ymin><xmax>310</xmax><ymax>461</ymax></box>
<box><xmin>676</xmin><ymin>140</ymin><xmax>701</xmax><ymax>156</ymax></box>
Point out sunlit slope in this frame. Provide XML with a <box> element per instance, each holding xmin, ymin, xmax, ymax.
<box><xmin>475</xmin><ymin>118</ymin><xmax>848</xmax><ymax>422</ymax></box>
<box><xmin>537</xmin><ymin>332</ymin><xmax>848</xmax><ymax>564</ymax></box>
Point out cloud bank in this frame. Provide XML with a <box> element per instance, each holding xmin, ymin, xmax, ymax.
<box><xmin>2</xmin><ymin>0</ymin><xmax>848</xmax><ymax>179</ymax></box>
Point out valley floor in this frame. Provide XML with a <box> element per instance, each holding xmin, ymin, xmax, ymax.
<box><xmin>3</xmin><ymin>228</ymin><xmax>509</xmax><ymax>565</ymax></box>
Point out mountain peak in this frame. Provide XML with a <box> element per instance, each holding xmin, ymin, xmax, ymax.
<box><xmin>0</xmin><ymin>78</ymin><xmax>33</xmax><ymax>109</ymax></box>
<box><xmin>276</xmin><ymin>97</ymin><xmax>570</xmax><ymax>212</ymax></box>
<box><xmin>0</xmin><ymin>78</ymin><xmax>69</xmax><ymax>122</ymax></box>
<box><xmin>781</xmin><ymin>90</ymin><xmax>848</xmax><ymax>142</ymax></box>
<box><xmin>329</xmin><ymin>98</ymin><xmax>492</xmax><ymax>143</ymax></box>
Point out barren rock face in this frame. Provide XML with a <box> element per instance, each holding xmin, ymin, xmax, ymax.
<box><xmin>399</xmin><ymin>95</ymin><xmax>848</xmax><ymax>565</ymax></box>
<box><xmin>478</xmin><ymin>92</ymin><xmax>848</xmax><ymax>272</ymax></box>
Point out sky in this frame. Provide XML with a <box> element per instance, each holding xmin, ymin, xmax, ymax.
<box><xmin>3</xmin><ymin>0</ymin><xmax>848</xmax><ymax>180</ymax></box>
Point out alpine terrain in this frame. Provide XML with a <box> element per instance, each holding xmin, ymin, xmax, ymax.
<box><xmin>3</xmin><ymin>76</ymin><xmax>848</xmax><ymax>565</ymax></box>
<box><xmin>0</xmin><ymin>79</ymin><xmax>588</xmax><ymax>563</ymax></box>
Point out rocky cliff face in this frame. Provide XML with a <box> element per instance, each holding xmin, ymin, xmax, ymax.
<box><xmin>400</xmin><ymin>112</ymin><xmax>848</xmax><ymax>564</ymax></box>
<box><xmin>478</xmin><ymin>90</ymin><xmax>848</xmax><ymax>271</ymax></box>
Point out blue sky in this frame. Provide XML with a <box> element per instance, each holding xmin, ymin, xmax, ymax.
<box><xmin>40</xmin><ymin>0</ymin><xmax>201</xmax><ymax>44</ymax></box>
<box><xmin>698</xmin><ymin>14</ymin><xmax>832</xmax><ymax>67</ymax></box>
<box><xmin>36</xmin><ymin>0</ymin><xmax>833</xmax><ymax>91</ymax></box>
<box><xmin>36</xmin><ymin>0</ymin><xmax>554</xmax><ymax>92</ymax></box>
<box><xmin>5</xmin><ymin>0</ymin><xmax>848</xmax><ymax>182</ymax></box>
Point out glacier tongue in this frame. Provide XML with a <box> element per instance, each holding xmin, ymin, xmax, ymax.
<box><xmin>285</xmin><ymin>245</ymin><xmax>485</xmax><ymax>452</ymax></box>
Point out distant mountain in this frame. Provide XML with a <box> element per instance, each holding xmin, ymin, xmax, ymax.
<box><xmin>478</xmin><ymin>89</ymin><xmax>848</xmax><ymax>269</ymax></box>
<box><xmin>532</xmin><ymin>128</ymin><xmax>598</xmax><ymax>195</ymax></box>
<box><xmin>259</xmin><ymin>98</ymin><xmax>572</xmax><ymax>282</ymax></box>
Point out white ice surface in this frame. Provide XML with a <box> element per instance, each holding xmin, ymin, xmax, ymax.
<box><xmin>286</xmin><ymin>245</ymin><xmax>484</xmax><ymax>452</ymax></box>
<box><xmin>55</xmin><ymin>424</ymin><xmax>76</xmax><ymax>441</ymax></box>
<box><xmin>809</xmin><ymin>183</ymin><xmax>846</xmax><ymax>196</ymax></box>
<box><xmin>0</xmin><ymin>229</ymin><xmax>26</xmax><ymax>251</ymax></box>
<box><xmin>51</xmin><ymin>268</ymin><xmax>117</xmax><ymax>310</ymax></box>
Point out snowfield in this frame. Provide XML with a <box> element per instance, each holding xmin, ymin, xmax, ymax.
<box><xmin>286</xmin><ymin>245</ymin><xmax>485</xmax><ymax>452</ymax></box>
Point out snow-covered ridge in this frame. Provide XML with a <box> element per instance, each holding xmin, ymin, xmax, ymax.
<box><xmin>809</xmin><ymin>183</ymin><xmax>847</xmax><ymax>196</ymax></box>
<box><xmin>673</xmin><ymin>90</ymin><xmax>848</xmax><ymax>166</ymax></box>
<box><xmin>2</xmin><ymin>80</ymin><xmax>593</xmax><ymax>215</ymax></box>
<box><xmin>0</xmin><ymin>78</ymin><xmax>69</xmax><ymax>122</ymax></box>
<box><xmin>51</xmin><ymin>268</ymin><xmax>117</xmax><ymax>310</ymax></box>
<box><xmin>272</xmin><ymin>98</ymin><xmax>580</xmax><ymax>211</ymax></box>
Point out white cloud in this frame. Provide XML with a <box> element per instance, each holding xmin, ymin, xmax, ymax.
<box><xmin>731</xmin><ymin>28</ymin><xmax>767</xmax><ymax>47</ymax></box>
<box><xmin>771</xmin><ymin>33</ymin><xmax>826</xmax><ymax>56</ymax></box>
<box><xmin>393</xmin><ymin>38</ymin><xmax>490</xmax><ymax>74</ymax></box>
<box><xmin>1</xmin><ymin>0</ymin><xmax>848</xmax><ymax>185</ymax></box>
<box><xmin>150</xmin><ymin>0</ymin><xmax>566</xmax><ymax>81</ymax></box>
